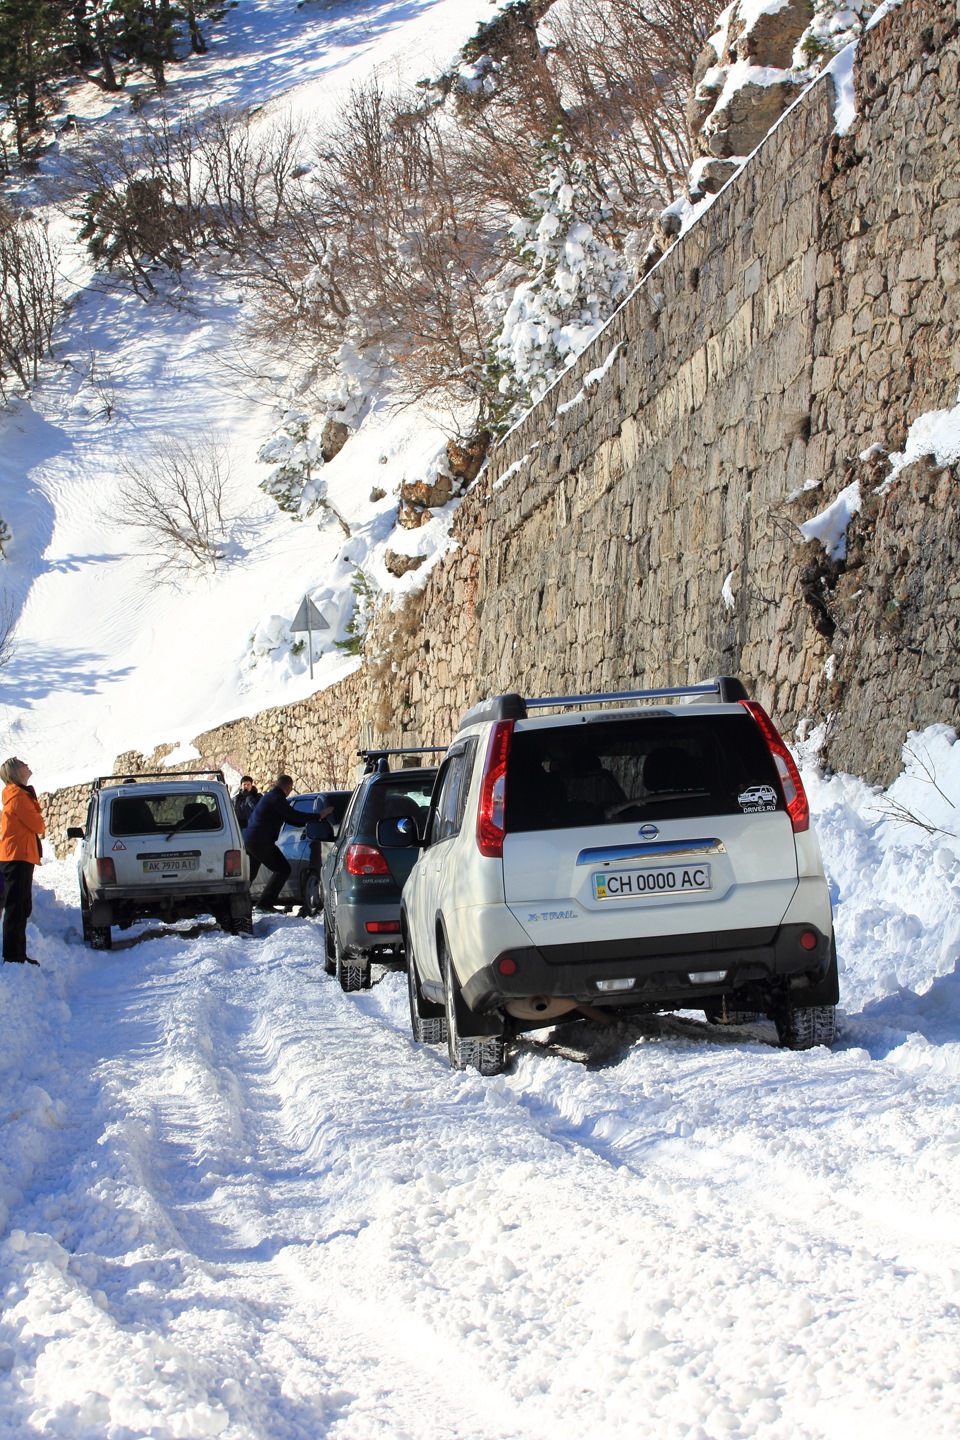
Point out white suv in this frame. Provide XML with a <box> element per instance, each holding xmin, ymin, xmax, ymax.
<box><xmin>68</xmin><ymin>771</ymin><xmax>251</xmax><ymax>948</ymax></box>
<box><xmin>391</xmin><ymin>679</ymin><xmax>837</xmax><ymax>1074</ymax></box>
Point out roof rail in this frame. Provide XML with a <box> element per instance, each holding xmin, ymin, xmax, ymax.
<box><xmin>358</xmin><ymin>746</ymin><xmax>446</xmax><ymax>775</ymax></box>
<box><xmin>92</xmin><ymin>768</ymin><xmax>225</xmax><ymax>791</ymax></box>
<box><xmin>457</xmin><ymin>677</ymin><xmax>748</xmax><ymax>730</ymax></box>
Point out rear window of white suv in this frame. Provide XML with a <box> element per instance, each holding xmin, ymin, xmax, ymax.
<box><xmin>109</xmin><ymin>792</ymin><xmax>224</xmax><ymax>836</ymax></box>
<box><xmin>503</xmin><ymin>713</ymin><xmax>784</xmax><ymax>831</ymax></box>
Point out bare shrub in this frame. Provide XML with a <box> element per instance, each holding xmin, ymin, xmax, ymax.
<box><xmin>0</xmin><ymin>201</ymin><xmax>67</xmax><ymax>397</ymax></box>
<box><xmin>194</xmin><ymin>107</ymin><xmax>307</xmax><ymax>256</ymax></box>
<box><xmin>247</xmin><ymin>82</ymin><xmax>502</xmax><ymax>411</ymax></box>
<box><xmin>545</xmin><ymin>0</ymin><xmax>714</xmax><ymax>213</ymax></box>
<box><xmin>111</xmin><ymin>435</ymin><xmax>235</xmax><ymax>574</ymax></box>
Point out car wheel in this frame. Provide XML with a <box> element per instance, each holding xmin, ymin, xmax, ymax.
<box><xmin>322</xmin><ymin>909</ymin><xmax>336</xmax><ymax>976</ymax></box>
<box><xmin>302</xmin><ymin>870</ymin><xmax>322</xmax><ymax>917</ymax></box>
<box><xmin>335</xmin><ymin>929</ymin><xmax>366</xmax><ymax>993</ymax></box>
<box><xmin>442</xmin><ymin>942</ymin><xmax>504</xmax><ymax>1075</ymax></box>
<box><xmin>406</xmin><ymin>934</ymin><xmax>447</xmax><ymax>1046</ymax></box>
<box><xmin>80</xmin><ymin>886</ymin><xmax>93</xmax><ymax>943</ymax></box>
<box><xmin>775</xmin><ymin>1001</ymin><xmax>836</xmax><ymax>1050</ymax></box>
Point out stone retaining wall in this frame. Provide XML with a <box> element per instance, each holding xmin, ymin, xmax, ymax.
<box><xmin>43</xmin><ymin>0</ymin><xmax>960</xmax><ymax>851</ymax></box>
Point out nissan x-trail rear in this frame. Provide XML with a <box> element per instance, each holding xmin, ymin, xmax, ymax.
<box><xmin>394</xmin><ymin>679</ymin><xmax>837</xmax><ymax>1074</ymax></box>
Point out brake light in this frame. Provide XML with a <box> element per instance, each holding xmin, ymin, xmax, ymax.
<box><xmin>477</xmin><ymin>720</ymin><xmax>514</xmax><ymax>858</ymax></box>
<box><xmin>740</xmin><ymin>700</ymin><xmax>810</xmax><ymax>832</ymax></box>
<box><xmin>224</xmin><ymin>849</ymin><xmax>242</xmax><ymax>877</ymax></box>
<box><xmin>345</xmin><ymin>844</ymin><xmax>391</xmax><ymax>876</ymax></box>
<box><xmin>97</xmin><ymin>857</ymin><xmax>117</xmax><ymax>885</ymax></box>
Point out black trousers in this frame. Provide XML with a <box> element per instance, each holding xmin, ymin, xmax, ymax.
<box><xmin>245</xmin><ymin>841</ymin><xmax>290</xmax><ymax>906</ymax></box>
<box><xmin>1</xmin><ymin>860</ymin><xmax>35</xmax><ymax>961</ymax></box>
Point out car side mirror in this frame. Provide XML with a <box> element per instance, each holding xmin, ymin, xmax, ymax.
<box><xmin>306</xmin><ymin>819</ymin><xmax>333</xmax><ymax>841</ymax></box>
<box><xmin>67</xmin><ymin>826</ymin><xmax>85</xmax><ymax>840</ymax></box>
<box><xmin>376</xmin><ymin>816</ymin><xmax>420</xmax><ymax>849</ymax></box>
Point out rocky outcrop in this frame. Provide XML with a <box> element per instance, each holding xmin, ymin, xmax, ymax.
<box><xmin>690</xmin><ymin>0</ymin><xmax>815</xmax><ymax>161</ymax></box>
<box><xmin>320</xmin><ymin>417</ymin><xmax>350</xmax><ymax>463</ymax></box>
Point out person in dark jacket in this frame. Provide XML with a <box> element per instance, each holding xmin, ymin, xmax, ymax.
<box><xmin>234</xmin><ymin>776</ymin><xmax>261</xmax><ymax>829</ymax></box>
<box><xmin>0</xmin><ymin>757</ymin><xmax>45</xmax><ymax>965</ymax></box>
<box><xmin>236</xmin><ymin>776</ymin><xmax>264</xmax><ymax>884</ymax></box>
<box><xmin>244</xmin><ymin>774</ymin><xmax>332</xmax><ymax>911</ymax></box>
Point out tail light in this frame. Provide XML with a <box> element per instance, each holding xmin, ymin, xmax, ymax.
<box><xmin>224</xmin><ymin>849</ymin><xmax>242</xmax><ymax>878</ymax></box>
<box><xmin>477</xmin><ymin>720</ymin><xmax>514</xmax><ymax>858</ymax></box>
<box><xmin>345</xmin><ymin>844</ymin><xmax>391</xmax><ymax>876</ymax></box>
<box><xmin>740</xmin><ymin>700</ymin><xmax>810</xmax><ymax>832</ymax></box>
<box><xmin>366</xmin><ymin>920</ymin><xmax>400</xmax><ymax>933</ymax></box>
<box><xmin>97</xmin><ymin>857</ymin><xmax>117</xmax><ymax>885</ymax></box>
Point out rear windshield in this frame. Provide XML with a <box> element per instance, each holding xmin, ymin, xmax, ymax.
<box><xmin>359</xmin><ymin>776</ymin><xmax>435</xmax><ymax>834</ymax></box>
<box><xmin>109</xmin><ymin>792</ymin><xmax>224</xmax><ymax>836</ymax></box>
<box><xmin>504</xmin><ymin>714</ymin><xmax>782</xmax><ymax>832</ymax></box>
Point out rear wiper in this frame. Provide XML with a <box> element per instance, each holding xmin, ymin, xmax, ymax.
<box><xmin>164</xmin><ymin>813</ymin><xmax>206</xmax><ymax>842</ymax></box>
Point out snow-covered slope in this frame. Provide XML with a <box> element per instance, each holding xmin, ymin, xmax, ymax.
<box><xmin>1</xmin><ymin>737</ymin><xmax>959</xmax><ymax>1438</ymax></box>
<box><xmin>0</xmin><ymin>0</ymin><xmax>508</xmax><ymax>790</ymax></box>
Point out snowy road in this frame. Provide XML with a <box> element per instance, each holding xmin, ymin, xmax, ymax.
<box><xmin>3</xmin><ymin>819</ymin><xmax>960</xmax><ymax>1439</ymax></box>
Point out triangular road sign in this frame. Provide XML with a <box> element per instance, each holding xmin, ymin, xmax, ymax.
<box><xmin>290</xmin><ymin>596</ymin><xmax>329</xmax><ymax>632</ymax></box>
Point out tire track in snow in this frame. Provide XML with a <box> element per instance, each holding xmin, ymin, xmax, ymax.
<box><xmin>124</xmin><ymin>931</ymin><xmax>546</xmax><ymax>1440</ymax></box>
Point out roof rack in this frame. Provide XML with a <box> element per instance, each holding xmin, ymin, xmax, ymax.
<box><xmin>358</xmin><ymin>746</ymin><xmax>446</xmax><ymax>775</ymax></box>
<box><xmin>457</xmin><ymin>677</ymin><xmax>749</xmax><ymax>730</ymax></box>
<box><xmin>92</xmin><ymin>768</ymin><xmax>225</xmax><ymax>791</ymax></box>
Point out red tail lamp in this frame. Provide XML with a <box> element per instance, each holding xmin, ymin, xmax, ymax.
<box><xmin>346</xmin><ymin>844</ymin><xmax>391</xmax><ymax>876</ymax></box>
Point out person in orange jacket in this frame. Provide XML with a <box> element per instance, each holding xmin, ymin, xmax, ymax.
<box><xmin>0</xmin><ymin>757</ymin><xmax>45</xmax><ymax>966</ymax></box>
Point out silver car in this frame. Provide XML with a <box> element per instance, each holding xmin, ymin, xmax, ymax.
<box><xmin>68</xmin><ymin>770</ymin><xmax>251</xmax><ymax>948</ymax></box>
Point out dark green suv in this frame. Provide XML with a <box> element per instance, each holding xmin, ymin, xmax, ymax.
<box><xmin>321</xmin><ymin>750</ymin><xmax>441</xmax><ymax>991</ymax></box>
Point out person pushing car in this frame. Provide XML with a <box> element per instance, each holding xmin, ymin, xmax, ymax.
<box><xmin>244</xmin><ymin>774</ymin><xmax>332</xmax><ymax>912</ymax></box>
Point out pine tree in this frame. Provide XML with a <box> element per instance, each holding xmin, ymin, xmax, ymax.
<box><xmin>0</xmin><ymin>0</ymin><xmax>63</xmax><ymax>155</ymax></box>
<box><xmin>489</xmin><ymin>132</ymin><xmax>628</xmax><ymax>421</ymax></box>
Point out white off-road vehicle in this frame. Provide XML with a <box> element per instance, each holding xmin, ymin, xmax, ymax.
<box><xmin>391</xmin><ymin>679</ymin><xmax>837</xmax><ymax>1074</ymax></box>
<box><xmin>68</xmin><ymin>770</ymin><xmax>251</xmax><ymax>948</ymax></box>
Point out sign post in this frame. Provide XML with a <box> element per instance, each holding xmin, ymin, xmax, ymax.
<box><xmin>290</xmin><ymin>595</ymin><xmax>329</xmax><ymax>680</ymax></box>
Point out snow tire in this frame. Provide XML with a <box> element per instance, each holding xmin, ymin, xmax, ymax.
<box><xmin>775</xmin><ymin>1001</ymin><xmax>836</xmax><ymax>1050</ymax></box>
<box><xmin>322</xmin><ymin>909</ymin><xmax>336</xmax><ymax>975</ymax></box>
<box><xmin>406</xmin><ymin>935</ymin><xmax>447</xmax><ymax>1046</ymax></box>
<box><xmin>442</xmin><ymin>943</ymin><xmax>504</xmax><ymax>1075</ymax></box>
<box><xmin>335</xmin><ymin>929</ymin><xmax>366</xmax><ymax>993</ymax></box>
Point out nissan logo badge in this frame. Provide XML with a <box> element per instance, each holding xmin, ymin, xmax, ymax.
<box><xmin>639</xmin><ymin>824</ymin><xmax>659</xmax><ymax>840</ymax></box>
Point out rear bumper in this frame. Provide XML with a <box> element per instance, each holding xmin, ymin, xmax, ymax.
<box><xmin>90</xmin><ymin>880</ymin><xmax>250</xmax><ymax>926</ymax></box>
<box><xmin>460</xmin><ymin>923</ymin><xmax>836</xmax><ymax>1013</ymax></box>
<box><xmin>336</xmin><ymin>899</ymin><xmax>404</xmax><ymax>964</ymax></box>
